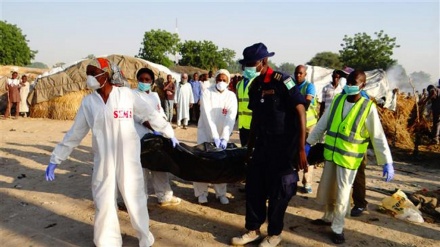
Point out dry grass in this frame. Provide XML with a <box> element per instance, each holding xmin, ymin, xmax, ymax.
<box><xmin>378</xmin><ymin>94</ymin><xmax>436</xmax><ymax>151</ymax></box>
<box><xmin>30</xmin><ymin>90</ymin><xmax>91</xmax><ymax>120</ymax></box>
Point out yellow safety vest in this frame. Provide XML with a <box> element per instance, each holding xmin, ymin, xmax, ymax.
<box><xmin>323</xmin><ymin>94</ymin><xmax>373</xmax><ymax>170</ymax></box>
<box><xmin>299</xmin><ymin>81</ymin><xmax>318</xmax><ymax>127</ymax></box>
<box><xmin>236</xmin><ymin>78</ymin><xmax>255</xmax><ymax>129</ymax></box>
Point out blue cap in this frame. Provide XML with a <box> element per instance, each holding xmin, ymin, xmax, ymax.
<box><xmin>239</xmin><ymin>43</ymin><xmax>275</xmax><ymax>65</ymax></box>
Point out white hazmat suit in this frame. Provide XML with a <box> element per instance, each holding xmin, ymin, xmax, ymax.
<box><xmin>193</xmin><ymin>83</ymin><xmax>238</xmax><ymax>200</ymax></box>
<box><xmin>132</xmin><ymin>89</ymin><xmax>177</xmax><ymax>203</ymax></box>
<box><xmin>50</xmin><ymin>86</ymin><xmax>164</xmax><ymax>247</ymax></box>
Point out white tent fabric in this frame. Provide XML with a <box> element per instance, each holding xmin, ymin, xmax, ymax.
<box><xmin>304</xmin><ymin>66</ymin><xmax>392</xmax><ymax>109</ymax></box>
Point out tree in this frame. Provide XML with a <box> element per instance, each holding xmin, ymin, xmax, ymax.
<box><xmin>227</xmin><ymin>59</ymin><xmax>242</xmax><ymax>74</ymax></box>
<box><xmin>278</xmin><ymin>62</ymin><xmax>296</xmax><ymax>75</ymax></box>
<box><xmin>179</xmin><ymin>40</ymin><xmax>235</xmax><ymax>70</ymax></box>
<box><xmin>307</xmin><ymin>51</ymin><xmax>342</xmax><ymax>69</ymax></box>
<box><xmin>0</xmin><ymin>21</ymin><xmax>37</xmax><ymax>66</ymax></box>
<box><xmin>339</xmin><ymin>30</ymin><xmax>399</xmax><ymax>71</ymax></box>
<box><xmin>28</xmin><ymin>62</ymin><xmax>48</xmax><ymax>69</ymax></box>
<box><xmin>219</xmin><ymin>48</ymin><xmax>236</xmax><ymax>71</ymax></box>
<box><xmin>137</xmin><ymin>29</ymin><xmax>180</xmax><ymax>67</ymax></box>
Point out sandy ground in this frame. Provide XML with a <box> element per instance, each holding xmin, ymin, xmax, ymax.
<box><xmin>1</xmin><ymin>117</ymin><xmax>440</xmax><ymax>247</ymax></box>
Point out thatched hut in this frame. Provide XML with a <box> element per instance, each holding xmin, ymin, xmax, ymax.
<box><xmin>27</xmin><ymin>55</ymin><xmax>179</xmax><ymax>120</ymax></box>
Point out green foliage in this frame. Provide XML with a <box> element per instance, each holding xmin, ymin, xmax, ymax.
<box><xmin>28</xmin><ymin>61</ymin><xmax>49</xmax><ymax>69</ymax></box>
<box><xmin>0</xmin><ymin>21</ymin><xmax>37</xmax><ymax>66</ymax></box>
<box><xmin>278</xmin><ymin>62</ymin><xmax>296</xmax><ymax>75</ymax></box>
<box><xmin>137</xmin><ymin>29</ymin><xmax>180</xmax><ymax>68</ymax></box>
<box><xmin>179</xmin><ymin>40</ymin><xmax>235</xmax><ymax>71</ymax></box>
<box><xmin>227</xmin><ymin>59</ymin><xmax>242</xmax><ymax>74</ymax></box>
<box><xmin>307</xmin><ymin>51</ymin><xmax>342</xmax><ymax>69</ymax></box>
<box><xmin>339</xmin><ymin>30</ymin><xmax>399</xmax><ymax>71</ymax></box>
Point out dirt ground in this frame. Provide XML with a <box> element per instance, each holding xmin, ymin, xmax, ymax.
<box><xmin>1</xmin><ymin>117</ymin><xmax>440</xmax><ymax>247</ymax></box>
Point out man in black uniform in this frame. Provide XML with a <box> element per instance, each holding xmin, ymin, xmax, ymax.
<box><xmin>231</xmin><ymin>43</ymin><xmax>308</xmax><ymax>247</ymax></box>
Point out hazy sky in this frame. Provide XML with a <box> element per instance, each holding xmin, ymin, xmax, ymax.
<box><xmin>1</xmin><ymin>0</ymin><xmax>439</xmax><ymax>83</ymax></box>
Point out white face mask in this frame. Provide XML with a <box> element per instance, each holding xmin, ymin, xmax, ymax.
<box><xmin>86</xmin><ymin>75</ymin><xmax>105</xmax><ymax>90</ymax></box>
<box><xmin>216</xmin><ymin>81</ymin><xmax>228</xmax><ymax>92</ymax></box>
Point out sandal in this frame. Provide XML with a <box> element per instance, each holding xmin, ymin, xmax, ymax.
<box><xmin>311</xmin><ymin>219</ymin><xmax>331</xmax><ymax>226</ymax></box>
<box><xmin>331</xmin><ymin>232</ymin><xmax>345</xmax><ymax>244</ymax></box>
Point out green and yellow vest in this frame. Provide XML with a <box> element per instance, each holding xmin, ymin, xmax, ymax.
<box><xmin>323</xmin><ymin>94</ymin><xmax>374</xmax><ymax>170</ymax></box>
<box><xmin>236</xmin><ymin>78</ymin><xmax>255</xmax><ymax>129</ymax></box>
<box><xmin>299</xmin><ymin>81</ymin><xmax>318</xmax><ymax>127</ymax></box>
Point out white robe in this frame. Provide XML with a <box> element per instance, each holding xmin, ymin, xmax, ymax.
<box><xmin>19</xmin><ymin>81</ymin><xmax>30</xmax><ymax>112</ymax></box>
<box><xmin>50</xmin><ymin>87</ymin><xmax>158</xmax><ymax>247</ymax></box>
<box><xmin>193</xmin><ymin>87</ymin><xmax>238</xmax><ymax>198</ymax></box>
<box><xmin>174</xmin><ymin>82</ymin><xmax>194</xmax><ymax>123</ymax></box>
<box><xmin>307</xmin><ymin>98</ymin><xmax>393</xmax><ymax>235</ymax></box>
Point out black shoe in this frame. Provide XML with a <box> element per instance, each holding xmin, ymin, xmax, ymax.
<box><xmin>331</xmin><ymin>232</ymin><xmax>345</xmax><ymax>244</ymax></box>
<box><xmin>350</xmin><ymin>206</ymin><xmax>366</xmax><ymax>217</ymax></box>
<box><xmin>311</xmin><ymin>219</ymin><xmax>331</xmax><ymax>226</ymax></box>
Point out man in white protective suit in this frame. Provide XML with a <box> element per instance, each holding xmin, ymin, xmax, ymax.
<box><xmin>133</xmin><ymin>67</ymin><xmax>182</xmax><ymax>206</ymax></box>
<box><xmin>45</xmin><ymin>58</ymin><xmax>172</xmax><ymax>247</ymax></box>
<box><xmin>174</xmin><ymin>73</ymin><xmax>194</xmax><ymax>129</ymax></box>
<box><xmin>193</xmin><ymin>69</ymin><xmax>238</xmax><ymax>205</ymax></box>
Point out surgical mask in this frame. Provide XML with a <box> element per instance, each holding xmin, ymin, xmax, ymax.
<box><xmin>243</xmin><ymin>66</ymin><xmax>260</xmax><ymax>79</ymax></box>
<box><xmin>216</xmin><ymin>81</ymin><xmax>228</xmax><ymax>91</ymax></box>
<box><xmin>138</xmin><ymin>82</ymin><xmax>151</xmax><ymax>91</ymax></box>
<box><xmin>86</xmin><ymin>75</ymin><xmax>105</xmax><ymax>90</ymax></box>
<box><xmin>344</xmin><ymin>85</ymin><xmax>360</xmax><ymax>95</ymax></box>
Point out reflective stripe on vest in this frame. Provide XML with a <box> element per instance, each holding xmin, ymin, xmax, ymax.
<box><xmin>237</xmin><ymin>78</ymin><xmax>254</xmax><ymax>129</ymax></box>
<box><xmin>323</xmin><ymin>94</ymin><xmax>373</xmax><ymax>170</ymax></box>
<box><xmin>299</xmin><ymin>81</ymin><xmax>318</xmax><ymax>127</ymax></box>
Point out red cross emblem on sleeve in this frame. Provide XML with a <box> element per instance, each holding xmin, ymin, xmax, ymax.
<box><xmin>222</xmin><ymin>108</ymin><xmax>228</xmax><ymax>115</ymax></box>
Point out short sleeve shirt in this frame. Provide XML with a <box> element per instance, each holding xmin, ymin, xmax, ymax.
<box><xmin>321</xmin><ymin>82</ymin><xmax>342</xmax><ymax>113</ymax></box>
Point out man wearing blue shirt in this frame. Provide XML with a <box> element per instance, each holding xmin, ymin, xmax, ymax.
<box><xmin>189</xmin><ymin>72</ymin><xmax>202</xmax><ymax>124</ymax></box>
<box><xmin>294</xmin><ymin>65</ymin><xmax>317</xmax><ymax>194</ymax></box>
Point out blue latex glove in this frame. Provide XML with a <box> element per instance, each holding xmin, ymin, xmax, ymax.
<box><xmin>382</xmin><ymin>163</ymin><xmax>395</xmax><ymax>182</ymax></box>
<box><xmin>220</xmin><ymin>139</ymin><xmax>227</xmax><ymax>149</ymax></box>
<box><xmin>213</xmin><ymin>138</ymin><xmax>221</xmax><ymax>148</ymax></box>
<box><xmin>153</xmin><ymin>131</ymin><xmax>161</xmax><ymax>136</ymax></box>
<box><xmin>45</xmin><ymin>163</ymin><xmax>57</xmax><ymax>181</ymax></box>
<box><xmin>171</xmin><ymin>137</ymin><xmax>179</xmax><ymax>148</ymax></box>
<box><xmin>305</xmin><ymin>143</ymin><xmax>311</xmax><ymax>156</ymax></box>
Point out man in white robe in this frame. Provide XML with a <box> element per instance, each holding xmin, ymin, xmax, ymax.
<box><xmin>174</xmin><ymin>73</ymin><xmax>194</xmax><ymax>128</ymax></box>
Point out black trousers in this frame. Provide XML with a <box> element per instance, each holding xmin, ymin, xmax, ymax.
<box><xmin>245</xmin><ymin>165</ymin><xmax>297</xmax><ymax>235</ymax></box>
<box><xmin>245</xmin><ymin>139</ymin><xmax>298</xmax><ymax>236</ymax></box>
<box><xmin>239</xmin><ymin>128</ymin><xmax>250</xmax><ymax>147</ymax></box>
<box><xmin>190</xmin><ymin>103</ymin><xmax>200</xmax><ymax>123</ymax></box>
<box><xmin>352</xmin><ymin>154</ymin><xmax>368</xmax><ymax>208</ymax></box>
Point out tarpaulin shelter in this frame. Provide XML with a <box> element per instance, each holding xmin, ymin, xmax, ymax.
<box><xmin>305</xmin><ymin>66</ymin><xmax>392</xmax><ymax>109</ymax></box>
<box><xmin>26</xmin><ymin>54</ymin><xmax>181</xmax><ymax>119</ymax></box>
